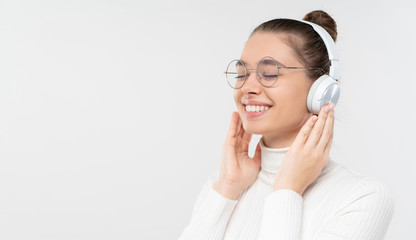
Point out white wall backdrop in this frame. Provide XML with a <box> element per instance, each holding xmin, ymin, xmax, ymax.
<box><xmin>0</xmin><ymin>0</ymin><xmax>414</xmax><ymax>239</ymax></box>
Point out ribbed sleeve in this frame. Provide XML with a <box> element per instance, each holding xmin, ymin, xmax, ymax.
<box><xmin>313</xmin><ymin>177</ymin><xmax>395</xmax><ymax>240</ymax></box>
<box><xmin>257</xmin><ymin>189</ymin><xmax>303</xmax><ymax>240</ymax></box>
<box><xmin>178</xmin><ymin>155</ymin><xmax>394</xmax><ymax>239</ymax></box>
<box><xmin>178</xmin><ymin>174</ymin><xmax>238</xmax><ymax>240</ymax></box>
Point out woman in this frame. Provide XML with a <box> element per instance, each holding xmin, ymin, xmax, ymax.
<box><xmin>179</xmin><ymin>10</ymin><xmax>394</xmax><ymax>240</ymax></box>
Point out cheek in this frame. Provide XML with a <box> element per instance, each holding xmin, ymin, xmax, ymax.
<box><xmin>288</xmin><ymin>88</ymin><xmax>306</xmax><ymax>106</ymax></box>
<box><xmin>271</xmin><ymin>85</ymin><xmax>307</xmax><ymax>115</ymax></box>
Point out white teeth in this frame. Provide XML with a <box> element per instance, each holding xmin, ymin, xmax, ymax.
<box><xmin>244</xmin><ymin>105</ymin><xmax>271</xmax><ymax>112</ymax></box>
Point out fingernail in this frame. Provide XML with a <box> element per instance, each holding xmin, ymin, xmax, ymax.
<box><xmin>312</xmin><ymin>115</ymin><xmax>318</xmax><ymax>122</ymax></box>
<box><xmin>324</xmin><ymin>105</ymin><xmax>330</xmax><ymax>113</ymax></box>
<box><xmin>330</xmin><ymin>103</ymin><xmax>335</xmax><ymax>111</ymax></box>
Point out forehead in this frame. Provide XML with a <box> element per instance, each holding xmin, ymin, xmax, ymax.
<box><xmin>240</xmin><ymin>32</ymin><xmax>301</xmax><ymax>68</ymax></box>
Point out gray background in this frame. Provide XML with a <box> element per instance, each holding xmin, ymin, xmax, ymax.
<box><xmin>0</xmin><ymin>0</ymin><xmax>414</xmax><ymax>239</ymax></box>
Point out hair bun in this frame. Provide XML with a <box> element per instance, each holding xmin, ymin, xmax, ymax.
<box><xmin>303</xmin><ymin>10</ymin><xmax>337</xmax><ymax>42</ymax></box>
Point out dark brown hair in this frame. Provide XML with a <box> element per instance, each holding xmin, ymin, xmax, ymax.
<box><xmin>249</xmin><ymin>10</ymin><xmax>337</xmax><ymax>80</ymax></box>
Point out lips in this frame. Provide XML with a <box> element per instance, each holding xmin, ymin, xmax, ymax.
<box><xmin>240</xmin><ymin>99</ymin><xmax>273</xmax><ymax>119</ymax></box>
<box><xmin>242</xmin><ymin>104</ymin><xmax>273</xmax><ymax>117</ymax></box>
<box><xmin>243</xmin><ymin>105</ymin><xmax>271</xmax><ymax>119</ymax></box>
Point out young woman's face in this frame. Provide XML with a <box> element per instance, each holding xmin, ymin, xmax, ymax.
<box><xmin>233</xmin><ymin>31</ymin><xmax>315</xmax><ymax>147</ymax></box>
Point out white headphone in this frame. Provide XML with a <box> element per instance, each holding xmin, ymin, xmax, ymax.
<box><xmin>297</xmin><ymin>20</ymin><xmax>341</xmax><ymax>115</ymax></box>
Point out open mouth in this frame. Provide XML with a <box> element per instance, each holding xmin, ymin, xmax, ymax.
<box><xmin>243</xmin><ymin>104</ymin><xmax>273</xmax><ymax>113</ymax></box>
<box><xmin>242</xmin><ymin>104</ymin><xmax>273</xmax><ymax>119</ymax></box>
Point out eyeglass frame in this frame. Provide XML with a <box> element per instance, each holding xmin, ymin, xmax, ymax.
<box><xmin>224</xmin><ymin>56</ymin><xmax>325</xmax><ymax>89</ymax></box>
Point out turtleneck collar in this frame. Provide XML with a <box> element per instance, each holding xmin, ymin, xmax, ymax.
<box><xmin>259</xmin><ymin>136</ymin><xmax>290</xmax><ymax>174</ymax></box>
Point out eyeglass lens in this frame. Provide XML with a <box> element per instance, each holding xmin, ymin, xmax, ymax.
<box><xmin>225</xmin><ymin>57</ymin><xmax>279</xmax><ymax>89</ymax></box>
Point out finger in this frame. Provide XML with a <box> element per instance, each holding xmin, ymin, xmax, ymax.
<box><xmin>238</xmin><ymin>116</ymin><xmax>245</xmax><ymax>139</ymax></box>
<box><xmin>323</xmin><ymin>128</ymin><xmax>333</xmax><ymax>157</ymax></box>
<box><xmin>225</xmin><ymin>112</ymin><xmax>239</xmax><ymax>145</ymax></box>
<box><xmin>252</xmin><ymin>142</ymin><xmax>262</xmax><ymax>165</ymax></box>
<box><xmin>235</xmin><ymin>113</ymin><xmax>242</xmax><ymax>138</ymax></box>
<box><xmin>305</xmin><ymin>103</ymin><xmax>331</xmax><ymax>148</ymax></box>
<box><xmin>238</xmin><ymin>119</ymin><xmax>249</xmax><ymax>150</ymax></box>
<box><xmin>321</xmin><ymin>129</ymin><xmax>333</xmax><ymax>168</ymax></box>
<box><xmin>322</xmin><ymin>111</ymin><xmax>334</xmax><ymax>153</ymax></box>
<box><xmin>235</xmin><ymin>115</ymin><xmax>244</xmax><ymax>148</ymax></box>
<box><xmin>317</xmin><ymin>106</ymin><xmax>334</xmax><ymax>151</ymax></box>
<box><xmin>240</xmin><ymin>128</ymin><xmax>252</xmax><ymax>153</ymax></box>
<box><xmin>293</xmin><ymin>114</ymin><xmax>319</xmax><ymax>147</ymax></box>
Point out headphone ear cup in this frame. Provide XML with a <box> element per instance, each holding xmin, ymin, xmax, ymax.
<box><xmin>307</xmin><ymin>75</ymin><xmax>340</xmax><ymax>115</ymax></box>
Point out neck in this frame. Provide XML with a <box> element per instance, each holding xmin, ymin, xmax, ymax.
<box><xmin>262</xmin><ymin>133</ymin><xmax>296</xmax><ymax>148</ymax></box>
<box><xmin>258</xmin><ymin>136</ymin><xmax>290</xmax><ymax>174</ymax></box>
<box><xmin>262</xmin><ymin>113</ymin><xmax>312</xmax><ymax>148</ymax></box>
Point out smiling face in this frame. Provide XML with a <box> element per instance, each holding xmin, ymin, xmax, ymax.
<box><xmin>233</xmin><ymin>31</ymin><xmax>315</xmax><ymax>148</ymax></box>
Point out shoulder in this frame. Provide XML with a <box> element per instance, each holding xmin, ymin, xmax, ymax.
<box><xmin>326</xmin><ymin>159</ymin><xmax>393</xmax><ymax>193</ymax></box>
<box><xmin>351</xmin><ymin>177</ymin><xmax>395</xmax><ymax>211</ymax></box>
<box><xmin>309</xmin><ymin>159</ymin><xmax>394</xmax><ymax>209</ymax></box>
<box><xmin>319</xmin><ymin>159</ymin><xmax>382</xmax><ymax>188</ymax></box>
<box><xmin>311</xmin><ymin>159</ymin><xmax>368</xmax><ymax>192</ymax></box>
<box><xmin>323</xmin><ymin>160</ymin><xmax>395</xmax><ymax>215</ymax></box>
<box><xmin>303</xmin><ymin>161</ymin><xmax>395</xmax><ymax>239</ymax></box>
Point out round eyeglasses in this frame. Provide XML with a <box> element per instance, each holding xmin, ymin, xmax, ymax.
<box><xmin>224</xmin><ymin>56</ymin><xmax>325</xmax><ymax>89</ymax></box>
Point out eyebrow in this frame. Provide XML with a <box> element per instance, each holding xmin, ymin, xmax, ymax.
<box><xmin>239</xmin><ymin>59</ymin><xmax>287</xmax><ymax>68</ymax></box>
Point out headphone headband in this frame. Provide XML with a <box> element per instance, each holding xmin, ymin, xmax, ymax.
<box><xmin>297</xmin><ymin>19</ymin><xmax>341</xmax><ymax>81</ymax></box>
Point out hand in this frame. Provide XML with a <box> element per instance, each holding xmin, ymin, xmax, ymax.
<box><xmin>273</xmin><ymin>103</ymin><xmax>335</xmax><ymax>196</ymax></box>
<box><xmin>213</xmin><ymin>112</ymin><xmax>262</xmax><ymax>200</ymax></box>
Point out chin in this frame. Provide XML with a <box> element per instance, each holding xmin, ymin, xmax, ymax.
<box><xmin>242</xmin><ymin>121</ymin><xmax>269</xmax><ymax>135</ymax></box>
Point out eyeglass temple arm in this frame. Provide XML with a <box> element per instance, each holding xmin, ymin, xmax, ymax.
<box><xmin>224</xmin><ymin>67</ymin><xmax>325</xmax><ymax>74</ymax></box>
<box><xmin>282</xmin><ymin>66</ymin><xmax>325</xmax><ymax>73</ymax></box>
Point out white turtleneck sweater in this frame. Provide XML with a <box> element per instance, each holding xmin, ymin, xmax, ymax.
<box><xmin>178</xmin><ymin>137</ymin><xmax>394</xmax><ymax>240</ymax></box>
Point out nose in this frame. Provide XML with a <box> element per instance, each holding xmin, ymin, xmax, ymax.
<box><xmin>241</xmin><ymin>69</ymin><xmax>262</xmax><ymax>95</ymax></box>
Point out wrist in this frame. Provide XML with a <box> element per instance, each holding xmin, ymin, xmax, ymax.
<box><xmin>213</xmin><ymin>181</ymin><xmax>244</xmax><ymax>200</ymax></box>
<box><xmin>273</xmin><ymin>184</ymin><xmax>304</xmax><ymax>196</ymax></box>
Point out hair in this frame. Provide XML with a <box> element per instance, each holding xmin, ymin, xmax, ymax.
<box><xmin>249</xmin><ymin>10</ymin><xmax>338</xmax><ymax>80</ymax></box>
